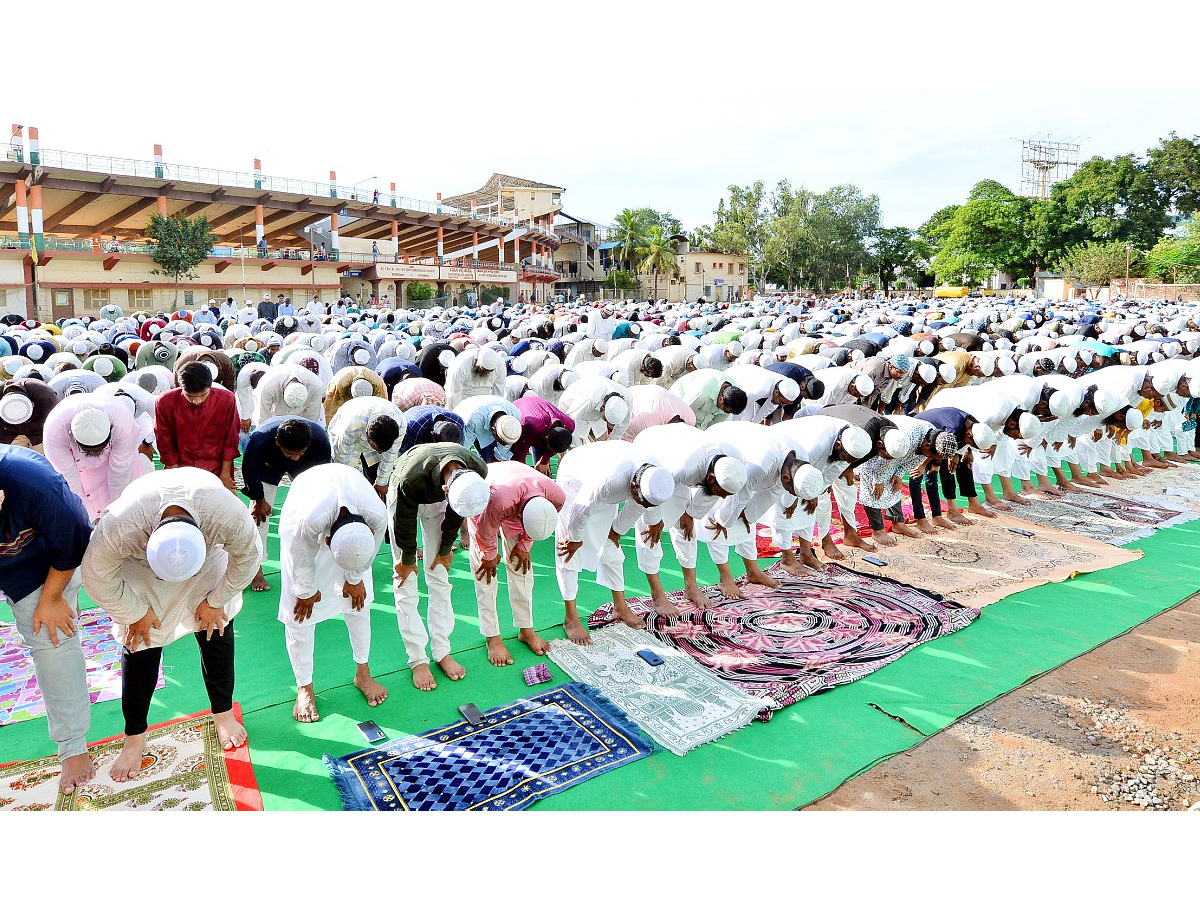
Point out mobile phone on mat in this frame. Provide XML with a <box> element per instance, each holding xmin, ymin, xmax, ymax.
<box><xmin>636</xmin><ymin>648</ymin><xmax>665</xmax><ymax>666</ymax></box>
<box><xmin>862</xmin><ymin>555</ymin><xmax>888</xmax><ymax>567</ymax></box>
<box><xmin>356</xmin><ymin>720</ymin><xmax>387</xmax><ymax>743</ymax></box>
<box><xmin>1008</xmin><ymin>528</ymin><xmax>1034</xmax><ymax>537</ymax></box>
<box><xmin>458</xmin><ymin>703</ymin><xmax>484</xmax><ymax>726</ymax></box>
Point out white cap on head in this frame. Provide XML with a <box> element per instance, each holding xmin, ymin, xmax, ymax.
<box><xmin>1125</xmin><ymin>408</ymin><xmax>1144</xmax><ymax>430</ymax></box>
<box><xmin>919</xmin><ymin>339</ymin><xmax>935</xmax><ymax>356</ymax></box>
<box><xmin>0</xmin><ymin>392</ymin><xmax>33</xmax><ymax>425</ymax></box>
<box><xmin>283</xmin><ymin>381</ymin><xmax>308</xmax><ymax>409</ymax></box>
<box><xmin>636</xmin><ymin>465</ymin><xmax>675</xmax><ymax>506</ymax></box>
<box><xmin>438</xmin><ymin>349</ymin><xmax>456</xmax><ymax>369</ymax></box>
<box><xmin>1048</xmin><ymin>390</ymin><xmax>1074</xmax><ymax>418</ymax></box>
<box><xmin>916</xmin><ymin>363</ymin><xmax>936</xmax><ymax>384</ymax></box>
<box><xmin>852</xmin><ymin>374</ymin><xmax>874</xmax><ymax>396</ymax></box>
<box><xmin>971</xmin><ymin>422</ymin><xmax>996</xmax><ymax>450</ymax></box>
<box><xmin>147</xmin><ymin>519</ymin><xmax>206</xmax><ymax>583</ymax></box>
<box><xmin>997</xmin><ymin>355</ymin><xmax>1017</xmax><ymax>375</ymax></box>
<box><xmin>510</xmin><ymin>356</ymin><xmax>528</xmax><ymax>374</ymax></box>
<box><xmin>942</xmin><ymin>336</ymin><xmax>957</xmax><ymax>350</ymax></box>
<box><xmin>329</xmin><ymin>521</ymin><xmax>376</xmax><ymax>581</ymax></box>
<box><xmin>350</xmin><ymin>377</ymin><xmax>374</xmax><ymax>398</ymax></box>
<box><xmin>92</xmin><ymin>357</ymin><xmax>114</xmax><ymax>378</ymax></box>
<box><xmin>937</xmin><ymin>363</ymin><xmax>956</xmax><ymax>383</ymax></box>
<box><xmin>593</xmin><ymin>339</ymin><xmax>609</xmax><ymax>356</ymax></box>
<box><xmin>790</xmin><ymin>463</ymin><xmax>824</xmax><ymax>500</ymax></box>
<box><xmin>726</xmin><ymin>340</ymin><xmax>744</xmax><ymax>357</ymax></box>
<box><xmin>352</xmin><ymin>347</ymin><xmax>370</xmax><ymax>365</ymax></box>
<box><xmin>520</xmin><ymin>496</ymin><xmax>558</xmax><ymax>541</ymax></box>
<box><xmin>70</xmin><ymin>407</ymin><xmax>111</xmax><ymax>446</ymax></box>
<box><xmin>476</xmin><ymin>348</ymin><xmax>500</xmax><ymax>371</ymax></box>
<box><xmin>712</xmin><ymin>456</ymin><xmax>747</xmax><ymax>493</ymax></box>
<box><xmin>1017</xmin><ymin>412</ymin><xmax>1042</xmax><ymax>440</ymax></box>
<box><xmin>1152</xmin><ymin>373</ymin><xmax>1176</xmax><ymax>396</ymax></box>
<box><xmin>977</xmin><ymin>355</ymin><xmax>996</xmax><ymax>377</ymax></box>
<box><xmin>447</xmin><ymin>470</ymin><xmax>490</xmax><ymax>517</ymax></box>
<box><xmin>883</xmin><ymin>428</ymin><xmax>908</xmax><ymax>458</ymax></box>
<box><xmin>840</xmin><ymin>425</ymin><xmax>871</xmax><ymax>459</ymax></box>
<box><xmin>494</xmin><ymin>414</ymin><xmax>522</xmax><ymax>444</ymax></box>
<box><xmin>603</xmin><ymin>395</ymin><xmax>630</xmax><ymax>426</ymax></box>
<box><xmin>1061</xmin><ymin>355</ymin><xmax>1078</xmax><ymax>374</ymax></box>
<box><xmin>776</xmin><ymin>378</ymin><xmax>800</xmax><ymax>402</ymax></box>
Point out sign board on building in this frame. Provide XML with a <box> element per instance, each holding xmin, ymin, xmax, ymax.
<box><xmin>714</xmin><ymin>279</ymin><xmax>724</xmax><ymax>285</ymax></box>
<box><xmin>343</xmin><ymin>269</ymin><xmax>362</xmax><ymax>277</ymax></box>
<box><xmin>373</xmin><ymin>262</ymin><xmax>440</xmax><ymax>280</ymax></box>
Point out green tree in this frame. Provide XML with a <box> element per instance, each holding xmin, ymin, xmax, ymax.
<box><xmin>1054</xmin><ymin>241</ymin><xmax>1134</xmax><ymax>298</ymax></box>
<box><xmin>928</xmin><ymin>180</ymin><xmax>1045</xmax><ymax>285</ymax></box>
<box><xmin>610</xmin><ymin>208</ymin><xmax>647</xmax><ymax>271</ymax></box>
<box><xmin>711</xmin><ymin>181</ymin><xmax>770</xmax><ymax>290</ymax></box>
<box><xmin>629</xmin><ymin>207</ymin><xmax>684</xmax><ymax>236</ymax></box>
<box><xmin>405</xmin><ymin>281</ymin><xmax>435</xmax><ymax>305</ymax></box>
<box><xmin>1046</xmin><ymin>154</ymin><xmax>1169</xmax><ymax>250</ymax></box>
<box><xmin>871</xmin><ymin>227</ymin><xmax>918</xmax><ymax>294</ymax></box>
<box><xmin>801</xmin><ymin>184</ymin><xmax>880</xmax><ymax>291</ymax></box>
<box><xmin>146</xmin><ymin>212</ymin><xmax>215</xmax><ymax>303</ymax></box>
<box><xmin>687</xmin><ymin>225</ymin><xmax>715</xmax><ymax>251</ymax></box>
<box><xmin>1145</xmin><ymin>220</ymin><xmax>1200</xmax><ymax>284</ymax></box>
<box><xmin>637</xmin><ymin>225</ymin><xmax>677</xmax><ymax>301</ymax></box>
<box><xmin>604</xmin><ymin>268</ymin><xmax>639</xmax><ymax>290</ymax></box>
<box><xmin>1147</xmin><ymin>132</ymin><xmax>1200</xmax><ymax>218</ymax></box>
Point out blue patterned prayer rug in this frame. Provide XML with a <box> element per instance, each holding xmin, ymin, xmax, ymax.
<box><xmin>323</xmin><ymin>683</ymin><xmax>654</xmax><ymax>811</ymax></box>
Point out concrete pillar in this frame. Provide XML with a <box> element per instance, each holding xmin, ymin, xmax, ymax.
<box><xmin>391</xmin><ymin>220</ymin><xmax>399</xmax><ymax>261</ymax></box>
<box><xmin>330</xmin><ymin>170</ymin><xmax>337</xmax><ymax>199</ymax></box>
<box><xmin>14</xmin><ymin>180</ymin><xmax>29</xmax><ymax>246</ymax></box>
<box><xmin>436</xmin><ymin>192</ymin><xmax>442</xmax><ymax>215</ymax></box>
<box><xmin>255</xmin><ymin>204</ymin><xmax>265</xmax><ymax>247</ymax></box>
<box><xmin>9</xmin><ymin>125</ymin><xmax>23</xmax><ymax>163</ymax></box>
<box><xmin>437</xmin><ymin>225</ymin><xmax>444</xmax><ymax>263</ymax></box>
<box><xmin>28</xmin><ymin>126</ymin><xmax>39</xmax><ymax>166</ymax></box>
<box><xmin>471</xmin><ymin>199</ymin><xmax>477</xmax><ymax>220</ymax></box>
<box><xmin>254</xmin><ymin>157</ymin><xmax>262</xmax><ymax>190</ymax></box>
<box><xmin>29</xmin><ymin>184</ymin><xmax>44</xmax><ymax>253</ymax></box>
<box><xmin>157</xmin><ymin>195</ymin><xmax>168</xmax><ymax>216</ymax></box>
<box><xmin>389</xmin><ymin>181</ymin><xmax>397</xmax><ymax>209</ymax></box>
<box><xmin>472</xmin><ymin>230</ymin><xmax>479</xmax><ymax>265</ymax></box>
<box><xmin>154</xmin><ymin>143</ymin><xmax>164</xmax><ymax>179</ymax></box>
<box><xmin>331</xmin><ymin>211</ymin><xmax>339</xmax><ymax>257</ymax></box>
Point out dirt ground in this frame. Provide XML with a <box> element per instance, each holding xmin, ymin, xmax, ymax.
<box><xmin>804</xmin><ymin>593</ymin><xmax>1200</xmax><ymax>811</ymax></box>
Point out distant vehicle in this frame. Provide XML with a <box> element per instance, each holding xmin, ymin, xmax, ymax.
<box><xmin>934</xmin><ymin>286</ymin><xmax>970</xmax><ymax>299</ymax></box>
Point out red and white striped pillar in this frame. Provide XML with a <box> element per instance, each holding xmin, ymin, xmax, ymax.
<box><xmin>389</xmin><ymin>181</ymin><xmax>396</xmax><ymax>209</ymax></box>
<box><xmin>13</xmin><ymin>179</ymin><xmax>29</xmax><ymax>246</ymax></box>
<box><xmin>254</xmin><ymin>157</ymin><xmax>262</xmax><ymax>189</ymax></box>
<box><xmin>471</xmin><ymin>199</ymin><xmax>477</xmax><ymax>220</ymax></box>
<box><xmin>254</xmin><ymin>204</ymin><xmax>264</xmax><ymax>247</ymax></box>
<box><xmin>390</xmin><ymin>220</ymin><xmax>399</xmax><ymax>260</ymax></box>
<box><xmin>9</xmin><ymin>125</ymin><xmax>23</xmax><ymax>163</ymax></box>
<box><xmin>154</xmin><ymin>143</ymin><xmax>163</xmax><ymax>178</ymax></box>
<box><xmin>436</xmin><ymin>192</ymin><xmax>442</xmax><ymax>215</ymax></box>
<box><xmin>331</xmin><ymin>210</ymin><xmax>339</xmax><ymax>257</ymax></box>
<box><xmin>437</xmin><ymin>225</ymin><xmax>444</xmax><ymax>262</ymax></box>
<box><xmin>28</xmin><ymin>126</ymin><xmax>39</xmax><ymax>165</ymax></box>
<box><xmin>472</xmin><ymin>230</ymin><xmax>479</xmax><ymax>265</ymax></box>
<box><xmin>29</xmin><ymin>183</ymin><xmax>44</xmax><ymax>253</ymax></box>
<box><xmin>330</xmin><ymin>170</ymin><xmax>337</xmax><ymax>199</ymax></box>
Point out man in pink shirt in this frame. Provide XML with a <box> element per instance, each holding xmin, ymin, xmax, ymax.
<box><xmin>466</xmin><ymin>460</ymin><xmax>564</xmax><ymax>666</ymax></box>
<box><xmin>622</xmin><ymin>384</ymin><xmax>697</xmax><ymax>441</ymax></box>
<box><xmin>43</xmin><ymin>392</ymin><xmax>142</xmax><ymax>522</ymax></box>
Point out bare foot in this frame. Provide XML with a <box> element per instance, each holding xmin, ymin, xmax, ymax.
<box><xmin>59</xmin><ymin>752</ymin><xmax>95</xmax><ymax>796</ymax></box>
<box><xmin>436</xmin><ymin>654</ymin><xmax>466</xmax><ymax>681</ymax></box>
<box><xmin>354</xmin><ymin>669</ymin><xmax>388</xmax><ymax>706</ymax></box>
<box><xmin>745</xmin><ymin>569</ymin><xmax>780</xmax><ymax>588</ymax></box>
<box><xmin>614</xmin><ymin>604</ymin><xmax>648</xmax><ymax>630</ymax></box>
<box><xmin>652</xmin><ymin>593</ymin><xmax>683</xmax><ymax>618</ymax></box>
<box><xmin>798</xmin><ymin>548</ymin><xmax>827</xmax><ymax>571</ymax></box>
<box><xmin>987</xmin><ymin>499</ymin><xmax>1012</xmax><ymax>512</ymax></box>
<box><xmin>891</xmin><ymin>522</ymin><xmax>922</xmax><ymax>539</ymax></box>
<box><xmin>564</xmin><ymin>616</ymin><xmax>593</xmax><ymax>646</ymax></box>
<box><xmin>293</xmin><ymin>684</ymin><xmax>320</xmax><ymax>722</ymax></box>
<box><xmin>932</xmin><ymin>515</ymin><xmax>958</xmax><ymax>530</ymax></box>
<box><xmin>821</xmin><ymin>535</ymin><xmax>845</xmax><ymax>560</ymax></box>
<box><xmin>109</xmin><ymin>734</ymin><xmax>147</xmax><ymax>782</ymax></box>
<box><xmin>1042</xmin><ymin>484</ymin><xmax>1065</xmax><ymax>497</ymax></box>
<box><xmin>251</xmin><ymin>570</ymin><xmax>270</xmax><ymax>592</ymax></box>
<box><xmin>719</xmin><ymin>577</ymin><xmax>745</xmax><ymax>599</ymax></box>
<box><xmin>213</xmin><ymin>709</ymin><xmax>247</xmax><ymax>750</ymax></box>
<box><xmin>842</xmin><ymin>529</ymin><xmax>872</xmax><ymax>550</ymax></box>
<box><xmin>1003</xmin><ymin>493</ymin><xmax>1031</xmax><ymax>506</ymax></box>
<box><xmin>916</xmin><ymin>518</ymin><xmax>938</xmax><ymax>534</ymax></box>
<box><xmin>485</xmin><ymin>635</ymin><xmax>514</xmax><ymax>666</ymax></box>
<box><xmin>412</xmin><ymin>663</ymin><xmax>438</xmax><ymax>691</ymax></box>
<box><xmin>684</xmin><ymin>583</ymin><xmax>709</xmax><ymax>607</ymax></box>
<box><xmin>873</xmin><ymin>530</ymin><xmax>898</xmax><ymax>547</ymax></box>
<box><xmin>517</xmin><ymin>628</ymin><xmax>549</xmax><ymax>655</ymax></box>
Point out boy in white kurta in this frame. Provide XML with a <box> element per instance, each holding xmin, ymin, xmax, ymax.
<box><xmin>278</xmin><ymin>463</ymin><xmax>388</xmax><ymax>723</ymax></box>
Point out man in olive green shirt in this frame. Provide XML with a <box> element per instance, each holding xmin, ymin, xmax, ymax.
<box><xmin>387</xmin><ymin>443</ymin><xmax>489</xmax><ymax>691</ymax></box>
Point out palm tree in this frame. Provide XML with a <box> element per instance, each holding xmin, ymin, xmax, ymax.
<box><xmin>638</xmin><ymin>225</ymin><xmax>676</xmax><ymax>302</ymax></box>
<box><xmin>611</xmin><ymin>208</ymin><xmax>647</xmax><ymax>275</ymax></box>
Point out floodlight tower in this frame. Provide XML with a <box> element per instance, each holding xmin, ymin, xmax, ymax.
<box><xmin>1020</xmin><ymin>137</ymin><xmax>1081</xmax><ymax>200</ymax></box>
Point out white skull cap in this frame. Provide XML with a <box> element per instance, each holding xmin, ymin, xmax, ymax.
<box><xmin>283</xmin><ymin>381</ymin><xmax>308</xmax><ymax>409</ymax></box>
<box><xmin>447</xmin><ymin>470</ymin><xmax>490</xmax><ymax>517</ymax></box>
<box><xmin>70</xmin><ymin>407</ymin><xmax>112</xmax><ymax>446</ymax></box>
<box><xmin>840</xmin><ymin>425</ymin><xmax>871</xmax><ymax>459</ymax></box>
<box><xmin>520</xmin><ymin>495</ymin><xmax>558</xmax><ymax>541</ymax></box>
<box><xmin>712</xmin><ymin>455</ymin><xmax>747</xmax><ymax>493</ymax></box>
<box><xmin>883</xmin><ymin>428</ymin><xmax>908</xmax><ymax>458</ymax></box>
<box><xmin>1018</xmin><ymin>412</ymin><xmax>1042</xmax><ymax>440</ymax></box>
<box><xmin>776</xmin><ymin>378</ymin><xmax>800</xmax><ymax>402</ymax></box>
<box><xmin>971</xmin><ymin>422</ymin><xmax>996</xmax><ymax>450</ymax></box>
<box><xmin>790</xmin><ymin>463</ymin><xmax>824</xmax><ymax>500</ymax></box>
<box><xmin>147</xmin><ymin>519</ymin><xmax>207</xmax><ymax>583</ymax></box>
<box><xmin>937</xmin><ymin>363</ymin><xmax>956</xmax><ymax>383</ymax></box>
<box><xmin>476</xmin><ymin>348</ymin><xmax>500</xmax><ymax>371</ymax></box>
<box><xmin>998</xmin><ymin>356</ymin><xmax>1017</xmax><ymax>375</ymax></box>
<box><xmin>352</xmin><ymin>348</ymin><xmax>370</xmax><ymax>365</ymax></box>
<box><xmin>494</xmin><ymin>414</ymin><xmax>522</xmax><ymax>444</ymax></box>
<box><xmin>350</xmin><ymin>377</ymin><xmax>374</xmax><ymax>398</ymax></box>
<box><xmin>919</xmin><ymin>339</ymin><xmax>935</xmax><ymax>355</ymax></box>
<box><xmin>438</xmin><ymin>349</ymin><xmax>455</xmax><ymax>369</ymax></box>
<box><xmin>0</xmin><ymin>392</ymin><xmax>33</xmax><ymax>425</ymax></box>
<box><xmin>853</xmin><ymin>374</ymin><xmax>874</xmax><ymax>396</ymax></box>
<box><xmin>1125</xmin><ymin>408</ymin><xmax>1144</xmax><ymax>430</ymax></box>
<box><xmin>977</xmin><ymin>355</ymin><xmax>996</xmax><ymax>376</ymax></box>
<box><xmin>603</xmin><ymin>395</ymin><xmax>630</xmax><ymax>425</ymax></box>
<box><xmin>636</xmin><ymin>465</ymin><xmax>675</xmax><ymax>506</ymax></box>
<box><xmin>329</xmin><ymin>521</ymin><xmax>376</xmax><ymax>581</ymax></box>
<box><xmin>1048</xmin><ymin>390</ymin><xmax>1074</xmax><ymax>418</ymax></box>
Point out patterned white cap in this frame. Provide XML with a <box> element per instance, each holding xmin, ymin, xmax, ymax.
<box><xmin>329</xmin><ymin>521</ymin><xmax>376</xmax><ymax>582</ymax></box>
<box><xmin>70</xmin><ymin>408</ymin><xmax>111</xmax><ymax>447</ymax></box>
<box><xmin>350</xmin><ymin>377</ymin><xmax>374</xmax><ymax>398</ymax></box>
<box><xmin>520</xmin><ymin>496</ymin><xmax>558</xmax><ymax>541</ymax></box>
<box><xmin>0</xmin><ymin>392</ymin><xmax>33</xmax><ymax>425</ymax></box>
<box><xmin>447</xmin><ymin>470</ymin><xmax>490</xmax><ymax>517</ymax></box>
<box><xmin>147</xmin><ymin>520</ymin><xmax>206</xmax><ymax>583</ymax></box>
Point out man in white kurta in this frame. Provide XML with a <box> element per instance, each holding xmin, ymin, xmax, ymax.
<box><xmin>81</xmin><ymin>467</ymin><xmax>262</xmax><ymax>781</ymax></box>
<box><xmin>278</xmin><ymin>463</ymin><xmax>388</xmax><ymax>723</ymax></box>
<box><xmin>252</xmin><ymin>363</ymin><xmax>326</xmax><ymax>427</ymax></box>
<box><xmin>445</xmin><ymin>346</ymin><xmax>506</xmax><ymax>408</ymax></box>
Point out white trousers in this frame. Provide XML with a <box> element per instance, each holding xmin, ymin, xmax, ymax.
<box><xmin>555</xmin><ymin>503</ymin><xmax>625</xmax><ymax>602</ymax></box>
<box><xmin>388</xmin><ymin>497</ymin><xmax>455</xmax><ymax>667</ymax></box>
<box><xmin>831</xmin><ymin>476</ymin><xmax>859</xmax><ymax>527</ymax></box>
<box><xmin>283</xmin><ymin>606</ymin><xmax>372</xmax><ymax>687</ymax></box>
<box><xmin>635</xmin><ymin>495</ymin><xmax>690</xmax><ymax>575</ymax></box>
<box><xmin>469</xmin><ymin>534</ymin><xmax>534</xmax><ymax>638</ymax></box>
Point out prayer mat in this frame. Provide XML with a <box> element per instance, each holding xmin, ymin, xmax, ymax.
<box><xmin>1006</xmin><ymin>496</ymin><xmax>1157</xmax><ymax>545</ymax></box>
<box><xmin>0</xmin><ymin>609</ymin><xmax>165</xmax><ymax>727</ymax></box>
<box><xmin>548</xmin><ymin>624</ymin><xmax>764</xmax><ymax>755</ymax></box>
<box><xmin>324</xmin><ymin>683</ymin><xmax>654</xmax><ymax>811</ymax></box>
<box><xmin>1084</xmin><ymin>468</ymin><xmax>1200</xmax><ymax>516</ymax></box>
<box><xmin>0</xmin><ymin>704</ymin><xmax>262</xmax><ymax>811</ymax></box>
<box><xmin>834</xmin><ymin>513</ymin><xmax>1142</xmax><ymax>608</ymax></box>
<box><xmin>587</xmin><ymin>564</ymin><xmax>977</xmax><ymax>721</ymax></box>
<box><xmin>1056</xmin><ymin>488</ymin><xmax>1194</xmax><ymax>529</ymax></box>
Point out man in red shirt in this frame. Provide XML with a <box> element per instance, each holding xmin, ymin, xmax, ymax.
<box><xmin>154</xmin><ymin>360</ymin><xmax>240</xmax><ymax>493</ymax></box>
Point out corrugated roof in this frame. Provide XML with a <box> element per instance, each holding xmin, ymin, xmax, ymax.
<box><xmin>442</xmin><ymin>173</ymin><xmax>564</xmax><ymax>208</ymax></box>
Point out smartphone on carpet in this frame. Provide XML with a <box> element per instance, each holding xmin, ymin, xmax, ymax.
<box><xmin>862</xmin><ymin>555</ymin><xmax>888</xmax><ymax>567</ymax></box>
<box><xmin>458</xmin><ymin>703</ymin><xmax>484</xmax><ymax>726</ymax></box>
<box><xmin>1008</xmin><ymin>528</ymin><xmax>1034</xmax><ymax>537</ymax></box>
<box><xmin>636</xmin><ymin>649</ymin><xmax>665</xmax><ymax>666</ymax></box>
<box><xmin>357</xmin><ymin>720</ymin><xmax>387</xmax><ymax>743</ymax></box>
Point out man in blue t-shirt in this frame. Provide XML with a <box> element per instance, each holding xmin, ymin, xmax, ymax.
<box><xmin>0</xmin><ymin>446</ymin><xmax>95</xmax><ymax>794</ymax></box>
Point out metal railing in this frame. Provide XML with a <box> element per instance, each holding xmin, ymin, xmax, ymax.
<box><xmin>34</xmin><ymin>147</ymin><xmax>519</xmax><ymax>228</ymax></box>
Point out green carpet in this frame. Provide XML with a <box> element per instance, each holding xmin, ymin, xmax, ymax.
<box><xmin>3</xmin><ymin>464</ymin><xmax>1197</xmax><ymax>810</ymax></box>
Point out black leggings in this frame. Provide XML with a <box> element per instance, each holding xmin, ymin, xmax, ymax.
<box><xmin>909</xmin><ymin>459</ymin><xmax>977</xmax><ymax>520</ymax></box>
<box><xmin>121</xmin><ymin>622</ymin><xmax>236</xmax><ymax>736</ymax></box>
<box><xmin>864</xmin><ymin>502</ymin><xmax>904</xmax><ymax>530</ymax></box>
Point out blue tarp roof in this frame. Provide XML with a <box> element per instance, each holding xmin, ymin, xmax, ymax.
<box><xmin>597</xmin><ymin>241</ymin><xmax>619</xmax><ymax>250</ymax></box>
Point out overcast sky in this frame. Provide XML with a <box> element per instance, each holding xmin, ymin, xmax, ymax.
<box><xmin>11</xmin><ymin>1</ymin><xmax>1200</xmax><ymax>234</ymax></box>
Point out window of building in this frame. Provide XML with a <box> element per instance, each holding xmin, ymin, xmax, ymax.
<box><xmin>552</xmin><ymin>193</ymin><xmax>561</xmax><ymax>205</ymax></box>
<box><xmin>718</xmin><ymin>262</ymin><xmax>724</xmax><ymax>269</ymax></box>
<box><xmin>694</xmin><ymin>262</ymin><xmax>702</xmax><ymax>274</ymax></box>
<box><xmin>127</xmin><ymin>289</ymin><xmax>155</xmax><ymax>309</ymax></box>
<box><xmin>711</xmin><ymin>262</ymin><xmax>717</xmax><ymax>269</ymax></box>
<box><xmin>208</xmin><ymin>289</ymin><xmax>230</xmax><ymax>304</ymax></box>
<box><xmin>80</xmin><ymin>289</ymin><xmax>109</xmax><ymax>310</ymax></box>
<box><xmin>739</xmin><ymin>263</ymin><xmax>745</xmax><ymax>274</ymax></box>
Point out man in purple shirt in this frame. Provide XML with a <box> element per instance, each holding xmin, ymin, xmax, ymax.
<box><xmin>510</xmin><ymin>395</ymin><xmax>575</xmax><ymax>474</ymax></box>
